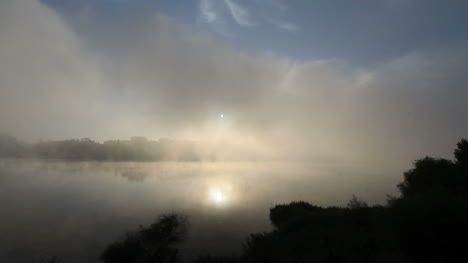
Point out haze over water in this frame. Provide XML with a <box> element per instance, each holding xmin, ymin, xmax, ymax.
<box><xmin>0</xmin><ymin>160</ymin><xmax>397</xmax><ymax>262</ymax></box>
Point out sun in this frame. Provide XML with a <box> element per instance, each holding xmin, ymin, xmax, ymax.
<box><xmin>220</xmin><ymin>114</ymin><xmax>224</xmax><ymax>118</ymax></box>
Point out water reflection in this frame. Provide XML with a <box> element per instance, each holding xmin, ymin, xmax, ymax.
<box><xmin>0</xmin><ymin>160</ymin><xmax>398</xmax><ymax>263</ymax></box>
<box><xmin>208</xmin><ymin>185</ymin><xmax>232</xmax><ymax>208</ymax></box>
<box><xmin>211</xmin><ymin>189</ymin><xmax>225</xmax><ymax>203</ymax></box>
<box><xmin>119</xmin><ymin>168</ymin><xmax>148</xmax><ymax>182</ymax></box>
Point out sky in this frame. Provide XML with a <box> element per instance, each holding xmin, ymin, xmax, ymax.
<box><xmin>1</xmin><ymin>0</ymin><xmax>468</xmax><ymax>168</ymax></box>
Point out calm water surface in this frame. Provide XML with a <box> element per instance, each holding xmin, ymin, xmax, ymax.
<box><xmin>0</xmin><ymin>160</ymin><xmax>398</xmax><ymax>262</ymax></box>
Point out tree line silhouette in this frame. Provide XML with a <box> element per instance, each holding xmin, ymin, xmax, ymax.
<box><xmin>0</xmin><ymin>135</ymin><xmax>202</xmax><ymax>161</ymax></box>
<box><xmin>0</xmin><ymin>135</ymin><xmax>264</xmax><ymax>162</ymax></box>
<box><xmin>38</xmin><ymin>139</ymin><xmax>468</xmax><ymax>262</ymax></box>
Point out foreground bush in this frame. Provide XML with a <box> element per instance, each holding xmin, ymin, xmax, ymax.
<box><xmin>101</xmin><ymin>214</ymin><xmax>188</xmax><ymax>263</ymax></box>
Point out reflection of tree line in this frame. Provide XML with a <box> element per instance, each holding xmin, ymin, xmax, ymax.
<box><xmin>120</xmin><ymin>169</ymin><xmax>149</xmax><ymax>182</ymax></box>
<box><xmin>40</xmin><ymin>139</ymin><xmax>468</xmax><ymax>263</ymax></box>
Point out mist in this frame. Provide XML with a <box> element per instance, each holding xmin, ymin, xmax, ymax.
<box><xmin>1</xmin><ymin>0</ymin><xmax>468</xmax><ymax>170</ymax></box>
<box><xmin>2</xmin><ymin>1</ymin><xmax>468</xmax><ymax>262</ymax></box>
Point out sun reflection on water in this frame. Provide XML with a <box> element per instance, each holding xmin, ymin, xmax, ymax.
<box><xmin>207</xmin><ymin>184</ymin><xmax>235</xmax><ymax>208</ymax></box>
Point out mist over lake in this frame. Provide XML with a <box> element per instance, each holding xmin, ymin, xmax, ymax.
<box><xmin>2</xmin><ymin>0</ymin><xmax>468</xmax><ymax>262</ymax></box>
<box><xmin>0</xmin><ymin>160</ymin><xmax>397</xmax><ymax>262</ymax></box>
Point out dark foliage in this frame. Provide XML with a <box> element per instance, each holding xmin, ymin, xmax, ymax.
<box><xmin>455</xmin><ymin>138</ymin><xmax>468</xmax><ymax>166</ymax></box>
<box><xmin>397</xmin><ymin>157</ymin><xmax>456</xmax><ymax>197</ymax></box>
<box><xmin>202</xmin><ymin>139</ymin><xmax>468</xmax><ymax>263</ymax></box>
<box><xmin>101</xmin><ymin>214</ymin><xmax>188</xmax><ymax>263</ymax></box>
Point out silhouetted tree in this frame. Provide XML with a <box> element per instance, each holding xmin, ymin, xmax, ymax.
<box><xmin>347</xmin><ymin>195</ymin><xmax>368</xmax><ymax>209</ymax></box>
<box><xmin>269</xmin><ymin>201</ymin><xmax>324</xmax><ymax>228</ymax></box>
<box><xmin>101</xmin><ymin>214</ymin><xmax>188</xmax><ymax>263</ymax></box>
<box><xmin>239</xmin><ymin>139</ymin><xmax>468</xmax><ymax>263</ymax></box>
<box><xmin>397</xmin><ymin>157</ymin><xmax>456</xmax><ymax>198</ymax></box>
<box><xmin>454</xmin><ymin>138</ymin><xmax>468</xmax><ymax>166</ymax></box>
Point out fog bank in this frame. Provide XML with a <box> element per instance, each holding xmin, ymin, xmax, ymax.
<box><xmin>1</xmin><ymin>0</ymin><xmax>467</xmax><ymax>171</ymax></box>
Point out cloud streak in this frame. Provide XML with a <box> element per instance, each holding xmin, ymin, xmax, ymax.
<box><xmin>199</xmin><ymin>0</ymin><xmax>217</xmax><ymax>23</ymax></box>
<box><xmin>197</xmin><ymin>0</ymin><xmax>298</xmax><ymax>33</ymax></box>
<box><xmin>224</xmin><ymin>0</ymin><xmax>255</xmax><ymax>26</ymax></box>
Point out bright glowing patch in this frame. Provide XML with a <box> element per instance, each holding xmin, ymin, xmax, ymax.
<box><xmin>215</xmin><ymin>191</ymin><xmax>224</xmax><ymax>202</ymax></box>
<box><xmin>220</xmin><ymin>114</ymin><xmax>224</xmax><ymax>118</ymax></box>
<box><xmin>210</xmin><ymin>188</ymin><xmax>227</xmax><ymax>205</ymax></box>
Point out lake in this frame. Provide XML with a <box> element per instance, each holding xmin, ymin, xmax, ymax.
<box><xmin>0</xmin><ymin>159</ymin><xmax>399</xmax><ymax>262</ymax></box>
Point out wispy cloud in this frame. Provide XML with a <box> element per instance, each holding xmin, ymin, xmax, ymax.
<box><xmin>197</xmin><ymin>0</ymin><xmax>233</xmax><ymax>36</ymax></box>
<box><xmin>259</xmin><ymin>0</ymin><xmax>299</xmax><ymax>32</ymax></box>
<box><xmin>224</xmin><ymin>0</ymin><xmax>256</xmax><ymax>26</ymax></box>
<box><xmin>199</xmin><ymin>0</ymin><xmax>217</xmax><ymax>24</ymax></box>
<box><xmin>197</xmin><ymin>0</ymin><xmax>297</xmax><ymax>33</ymax></box>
